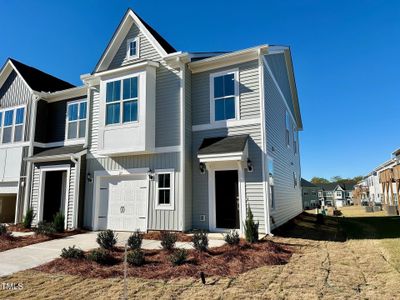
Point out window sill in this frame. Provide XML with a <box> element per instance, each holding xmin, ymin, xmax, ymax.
<box><xmin>104</xmin><ymin>121</ymin><xmax>140</xmax><ymax>130</ymax></box>
<box><xmin>155</xmin><ymin>205</ymin><xmax>175</xmax><ymax>211</ymax></box>
<box><xmin>65</xmin><ymin>138</ymin><xmax>85</xmax><ymax>146</ymax></box>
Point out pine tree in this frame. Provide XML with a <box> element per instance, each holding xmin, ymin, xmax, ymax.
<box><xmin>244</xmin><ymin>206</ymin><xmax>259</xmax><ymax>243</ymax></box>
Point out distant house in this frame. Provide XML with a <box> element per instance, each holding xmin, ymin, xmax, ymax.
<box><xmin>301</xmin><ymin>178</ymin><xmax>319</xmax><ymax>209</ymax></box>
<box><xmin>318</xmin><ymin>183</ymin><xmax>354</xmax><ymax>208</ymax></box>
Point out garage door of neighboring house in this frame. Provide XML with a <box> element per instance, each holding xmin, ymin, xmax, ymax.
<box><xmin>99</xmin><ymin>175</ymin><xmax>149</xmax><ymax>231</ymax></box>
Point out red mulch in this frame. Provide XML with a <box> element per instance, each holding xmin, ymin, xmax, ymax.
<box><xmin>35</xmin><ymin>239</ymin><xmax>293</xmax><ymax>280</ymax></box>
<box><xmin>143</xmin><ymin>231</ymin><xmax>192</xmax><ymax>242</ymax></box>
<box><xmin>0</xmin><ymin>230</ymin><xmax>83</xmax><ymax>252</ymax></box>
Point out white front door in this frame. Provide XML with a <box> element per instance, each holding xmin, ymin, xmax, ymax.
<box><xmin>106</xmin><ymin>176</ymin><xmax>149</xmax><ymax>231</ymax></box>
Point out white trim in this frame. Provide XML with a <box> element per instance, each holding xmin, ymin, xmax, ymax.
<box><xmin>192</xmin><ymin>118</ymin><xmax>261</xmax><ymax>132</ymax></box>
<box><xmin>33</xmin><ymin>140</ymin><xmax>84</xmax><ymax>148</ymax></box>
<box><xmin>36</xmin><ymin>86</ymin><xmax>87</xmax><ymax>102</ymax></box>
<box><xmin>91</xmin><ymin>167</ymin><xmax>150</xmax><ymax>230</ymax></box>
<box><xmin>263</xmin><ymin>56</ymin><xmax>296</xmax><ymax>125</ymax></box>
<box><xmin>0</xmin><ymin>141</ymin><xmax>29</xmax><ymax>149</ymax></box>
<box><xmin>154</xmin><ymin>145</ymin><xmax>181</xmax><ymax>153</ymax></box>
<box><xmin>154</xmin><ymin>169</ymin><xmax>175</xmax><ymax>211</ymax></box>
<box><xmin>37</xmin><ymin>164</ymin><xmax>71</xmax><ymax>229</ymax></box>
<box><xmin>178</xmin><ymin>62</ymin><xmax>185</xmax><ymax>230</ymax></box>
<box><xmin>66</xmin><ymin>99</ymin><xmax>87</xmax><ymax>141</ymax></box>
<box><xmin>198</xmin><ymin>149</ymin><xmax>248</xmax><ymax>163</ymax></box>
<box><xmin>94</xmin><ymin>61</ymin><xmax>159</xmax><ymax>79</ymax></box>
<box><xmin>126</xmin><ymin>37</ymin><xmax>140</xmax><ymax>60</ymax></box>
<box><xmin>209</xmin><ymin>68</ymin><xmax>240</xmax><ymax>124</ymax></box>
<box><xmin>207</xmin><ymin>162</ymin><xmax>246</xmax><ymax>234</ymax></box>
<box><xmin>0</xmin><ymin>105</ymin><xmax>27</xmax><ymax>145</ymax></box>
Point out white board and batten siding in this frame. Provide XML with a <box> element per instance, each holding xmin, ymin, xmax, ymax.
<box><xmin>191</xmin><ymin>60</ymin><xmax>267</xmax><ymax>233</ymax></box>
<box><xmin>85</xmin><ymin>21</ymin><xmax>183</xmax><ymax>231</ymax></box>
<box><xmin>264</xmin><ymin>55</ymin><xmax>302</xmax><ymax>229</ymax></box>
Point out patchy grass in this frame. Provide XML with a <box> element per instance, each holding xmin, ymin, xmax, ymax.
<box><xmin>340</xmin><ymin>205</ymin><xmax>387</xmax><ymax>217</ymax></box>
<box><xmin>143</xmin><ymin>231</ymin><xmax>192</xmax><ymax>242</ymax></box>
<box><xmin>35</xmin><ymin>240</ymin><xmax>292</xmax><ymax>280</ymax></box>
<box><xmin>3</xmin><ymin>210</ymin><xmax>400</xmax><ymax>299</ymax></box>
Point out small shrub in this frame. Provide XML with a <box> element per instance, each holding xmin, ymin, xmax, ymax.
<box><xmin>127</xmin><ymin>249</ymin><xmax>145</xmax><ymax>266</ymax></box>
<box><xmin>128</xmin><ymin>230</ymin><xmax>143</xmax><ymax>250</ymax></box>
<box><xmin>192</xmin><ymin>231</ymin><xmax>208</xmax><ymax>252</ymax></box>
<box><xmin>0</xmin><ymin>224</ymin><xmax>7</xmax><ymax>236</ymax></box>
<box><xmin>169</xmin><ymin>249</ymin><xmax>188</xmax><ymax>266</ymax></box>
<box><xmin>160</xmin><ymin>231</ymin><xmax>177</xmax><ymax>251</ymax></box>
<box><xmin>333</xmin><ymin>209</ymin><xmax>342</xmax><ymax>216</ymax></box>
<box><xmin>96</xmin><ymin>230</ymin><xmax>117</xmax><ymax>250</ymax></box>
<box><xmin>316</xmin><ymin>214</ymin><xmax>324</xmax><ymax>224</ymax></box>
<box><xmin>60</xmin><ymin>245</ymin><xmax>85</xmax><ymax>259</ymax></box>
<box><xmin>224</xmin><ymin>230</ymin><xmax>240</xmax><ymax>246</ymax></box>
<box><xmin>53</xmin><ymin>212</ymin><xmax>65</xmax><ymax>233</ymax></box>
<box><xmin>35</xmin><ymin>221</ymin><xmax>56</xmax><ymax>236</ymax></box>
<box><xmin>244</xmin><ymin>207</ymin><xmax>259</xmax><ymax>243</ymax></box>
<box><xmin>87</xmin><ymin>248</ymin><xmax>113</xmax><ymax>265</ymax></box>
<box><xmin>23</xmin><ymin>208</ymin><xmax>35</xmax><ymax>229</ymax></box>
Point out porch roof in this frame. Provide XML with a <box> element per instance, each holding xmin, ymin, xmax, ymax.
<box><xmin>197</xmin><ymin>135</ymin><xmax>249</xmax><ymax>163</ymax></box>
<box><xmin>26</xmin><ymin>145</ymin><xmax>87</xmax><ymax>162</ymax></box>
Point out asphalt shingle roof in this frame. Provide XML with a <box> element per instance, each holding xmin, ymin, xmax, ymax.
<box><xmin>31</xmin><ymin>145</ymin><xmax>85</xmax><ymax>159</ymax></box>
<box><xmin>10</xmin><ymin>58</ymin><xmax>75</xmax><ymax>93</ymax></box>
<box><xmin>198</xmin><ymin>135</ymin><xmax>249</xmax><ymax>155</ymax></box>
<box><xmin>301</xmin><ymin>178</ymin><xmax>317</xmax><ymax>188</ymax></box>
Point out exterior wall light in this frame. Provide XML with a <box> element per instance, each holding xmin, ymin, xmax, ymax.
<box><xmin>247</xmin><ymin>159</ymin><xmax>254</xmax><ymax>172</ymax></box>
<box><xmin>199</xmin><ymin>162</ymin><xmax>206</xmax><ymax>174</ymax></box>
<box><xmin>87</xmin><ymin>173</ymin><xmax>93</xmax><ymax>183</ymax></box>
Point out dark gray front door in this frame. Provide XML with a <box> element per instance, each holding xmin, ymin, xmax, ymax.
<box><xmin>215</xmin><ymin>170</ymin><xmax>239</xmax><ymax>229</ymax></box>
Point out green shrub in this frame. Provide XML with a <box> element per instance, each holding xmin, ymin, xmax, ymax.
<box><xmin>35</xmin><ymin>221</ymin><xmax>56</xmax><ymax>236</ymax></box>
<box><xmin>23</xmin><ymin>208</ymin><xmax>35</xmax><ymax>229</ymax></box>
<box><xmin>60</xmin><ymin>245</ymin><xmax>85</xmax><ymax>259</ymax></box>
<box><xmin>0</xmin><ymin>224</ymin><xmax>7</xmax><ymax>236</ymax></box>
<box><xmin>128</xmin><ymin>230</ymin><xmax>143</xmax><ymax>250</ymax></box>
<box><xmin>53</xmin><ymin>212</ymin><xmax>65</xmax><ymax>233</ymax></box>
<box><xmin>169</xmin><ymin>249</ymin><xmax>188</xmax><ymax>266</ymax></box>
<box><xmin>127</xmin><ymin>249</ymin><xmax>145</xmax><ymax>266</ymax></box>
<box><xmin>224</xmin><ymin>230</ymin><xmax>240</xmax><ymax>246</ymax></box>
<box><xmin>96</xmin><ymin>230</ymin><xmax>117</xmax><ymax>250</ymax></box>
<box><xmin>244</xmin><ymin>207</ymin><xmax>259</xmax><ymax>243</ymax></box>
<box><xmin>192</xmin><ymin>231</ymin><xmax>208</xmax><ymax>252</ymax></box>
<box><xmin>87</xmin><ymin>248</ymin><xmax>113</xmax><ymax>265</ymax></box>
<box><xmin>160</xmin><ymin>231</ymin><xmax>177</xmax><ymax>251</ymax></box>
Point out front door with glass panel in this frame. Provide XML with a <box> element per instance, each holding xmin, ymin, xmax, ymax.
<box><xmin>215</xmin><ymin>170</ymin><xmax>239</xmax><ymax>229</ymax></box>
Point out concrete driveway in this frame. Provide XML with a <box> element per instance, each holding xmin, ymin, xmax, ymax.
<box><xmin>0</xmin><ymin>231</ymin><xmax>225</xmax><ymax>277</ymax></box>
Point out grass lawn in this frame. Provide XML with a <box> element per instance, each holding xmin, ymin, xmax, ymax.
<box><xmin>2</xmin><ymin>207</ymin><xmax>400</xmax><ymax>299</ymax></box>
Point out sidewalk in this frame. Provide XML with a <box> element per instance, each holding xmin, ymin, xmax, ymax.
<box><xmin>0</xmin><ymin>231</ymin><xmax>225</xmax><ymax>277</ymax></box>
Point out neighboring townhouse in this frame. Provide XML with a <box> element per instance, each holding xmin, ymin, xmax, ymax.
<box><xmin>301</xmin><ymin>178</ymin><xmax>319</xmax><ymax>209</ymax></box>
<box><xmin>1</xmin><ymin>9</ymin><xmax>303</xmax><ymax>234</ymax></box>
<box><xmin>0</xmin><ymin>59</ymin><xmax>74</xmax><ymax>224</ymax></box>
<box><xmin>353</xmin><ymin>178</ymin><xmax>369</xmax><ymax>205</ymax></box>
<box><xmin>318</xmin><ymin>183</ymin><xmax>354</xmax><ymax>208</ymax></box>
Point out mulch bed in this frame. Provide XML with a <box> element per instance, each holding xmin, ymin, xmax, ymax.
<box><xmin>143</xmin><ymin>231</ymin><xmax>192</xmax><ymax>242</ymax></box>
<box><xmin>0</xmin><ymin>230</ymin><xmax>83</xmax><ymax>252</ymax></box>
<box><xmin>6</xmin><ymin>224</ymin><xmax>33</xmax><ymax>233</ymax></box>
<box><xmin>35</xmin><ymin>239</ymin><xmax>293</xmax><ymax>280</ymax></box>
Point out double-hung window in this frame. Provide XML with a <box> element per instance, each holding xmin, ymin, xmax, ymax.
<box><xmin>211</xmin><ymin>70</ymin><xmax>238</xmax><ymax>122</ymax></box>
<box><xmin>14</xmin><ymin>107</ymin><xmax>24</xmax><ymax>142</ymax></box>
<box><xmin>285</xmin><ymin>111</ymin><xmax>290</xmax><ymax>147</ymax></box>
<box><xmin>0</xmin><ymin>107</ymin><xmax>25</xmax><ymax>144</ymax></box>
<box><xmin>126</xmin><ymin>37</ymin><xmax>139</xmax><ymax>59</ymax></box>
<box><xmin>155</xmin><ymin>170</ymin><xmax>174</xmax><ymax>210</ymax></box>
<box><xmin>336</xmin><ymin>191</ymin><xmax>342</xmax><ymax>198</ymax></box>
<box><xmin>106</xmin><ymin>77</ymin><xmax>138</xmax><ymax>125</ymax></box>
<box><xmin>67</xmin><ymin>100</ymin><xmax>87</xmax><ymax>139</ymax></box>
<box><xmin>2</xmin><ymin>110</ymin><xmax>14</xmax><ymax>144</ymax></box>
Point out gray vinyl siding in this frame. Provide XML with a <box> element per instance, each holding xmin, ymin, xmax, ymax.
<box><xmin>264</xmin><ymin>59</ymin><xmax>302</xmax><ymax>228</ymax></box>
<box><xmin>84</xmin><ymin>152</ymin><xmax>181</xmax><ymax>231</ymax></box>
<box><xmin>191</xmin><ymin>60</ymin><xmax>260</xmax><ymax>125</ymax></box>
<box><xmin>302</xmin><ymin>186</ymin><xmax>319</xmax><ymax>209</ymax></box>
<box><xmin>264</xmin><ymin>53</ymin><xmax>295</xmax><ymax>118</ymax></box>
<box><xmin>191</xmin><ymin>123</ymin><xmax>265</xmax><ymax>233</ymax></box>
<box><xmin>106</xmin><ymin>22</ymin><xmax>180</xmax><ymax>148</ymax></box>
<box><xmin>184</xmin><ymin>66</ymin><xmax>192</xmax><ymax>231</ymax></box>
<box><xmin>0</xmin><ymin>70</ymin><xmax>33</xmax><ymax>142</ymax></box>
<box><xmin>30</xmin><ymin>161</ymin><xmax>77</xmax><ymax>229</ymax></box>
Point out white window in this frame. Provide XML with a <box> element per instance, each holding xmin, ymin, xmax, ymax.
<box><xmin>293</xmin><ymin>127</ymin><xmax>298</xmax><ymax>154</ymax></box>
<box><xmin>210</xmin><ymin>70</ymin><xmax>239</xmax><ymax>122</ymax></box>
<box><xmin>1</xmin><ymin>106</ymin><xmax>25</xmax><ymax>144</ymax></box>
<box><xmin>106</xmin><ymin>77</ymin><xmax>139</xmax><ymax>125</ymax></box>
<box><xmin>67</xmin><ymin>100</ymin><xmax>87</xmax><ymax>140</ymax></box>
<box><xmin>293</xmin><ymin>172</ymin><xmax>298</xmax><ymax>188</ymax></box>
<box><xmin>318</xmin><ymin>191</ymin><xmax>323</xmax><ymax>198</ymax></box>
<box><xmin>267</xmin><ymin>156</ymin><xmax>275</xmax><ymax>209</ymax></box>
<box><xmin>285</xmin><ymin>111</ymin><xmax>290</xmax><ymax>147</ymax></box>
<box><xmin>336</xmin><ymin>191</ymin><xmax>342</xmax><ymax>198</ymax></box>
<box><xmin>155</xmin><ymin>170</ymin><xmax>175</xmax><ymax>210</ymax></box>
<box><xmin>126</xmin><ymin>37</ymin><xmax>139</xmax><ymax>59</ymax></box>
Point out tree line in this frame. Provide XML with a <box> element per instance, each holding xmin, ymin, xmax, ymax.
<box><xmin>310</xmin><ymin>176</ymin><xmax>363</xmax><ymax>185</ymax></box>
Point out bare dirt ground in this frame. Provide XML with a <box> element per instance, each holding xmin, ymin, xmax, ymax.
<box><xmin>1</xmin><ymin>207</ymin><xmax>400</xmax><ymax>299</ymax></box>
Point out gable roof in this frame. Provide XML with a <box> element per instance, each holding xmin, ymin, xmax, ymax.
<box><xmin>8</xmin><ymin>58</ymin><xmax>74</xmax><ymax>93</ymax></box>
<box><xmin>198</xmin><ymin>135</ymin><xmax>249</xmax><ymax>155</ymax></box>
<box><xmin>94</xmin><ymin>8</ymin><xmax>177</xmax><ymax>73</ymax></box>
<box><xmin>301</xmin><ymin>178</ymin><xmax>317</xmax><ymax>188</ymax></box>
<box><xmin>318</xmin><ymin>182</ymin><xmax>355</xmax><ymax>191</ymax></box>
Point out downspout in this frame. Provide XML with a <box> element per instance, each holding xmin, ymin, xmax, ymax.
<box><xmin>178</xmin><ymin>60</ymin><xmax>186</xmax><ymax>232</ymax></box>
<box><xmin>70</xmin><ymin>155</ymin><xmax>79</xmax><ymax>229</ymax></box>
<box><xmin>22</xmin><ymin>94</ymin><xmax>40</xmax><ymax>220</ymax></box>
<box><xmin>258</xmin><ymin>50</ymin><xmax>272</xmax><ymax>235</ymax></box>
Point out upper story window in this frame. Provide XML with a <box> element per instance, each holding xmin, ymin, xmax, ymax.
<box><xmin>293</xmin><ymin>127</ymin><xmax>298</xmax><ymax>154</ymax></box>
<box><xmin>267</xmin><ymin>156</ymin><xmax>275</xmax><ymax>209</ymax></box>
<box><xmin>211</xmin><ymin>70</ymin><xmax>238</xmax><ymax>122</ymax></box>
<box><xmin>67</xmin><ymin>100</ymin><xmax>87</xmax><ymax>140</ymax></box>
<box><xmin>336</xmin><ymin>191</ymin><xmax>342</xmax><ymax>198</ymax></box>
<box><xmin>126</xmin><ymin>37</ymin><xmax>139</xmax><ymax>59</ymax></box>
<box><xmin>0</xmin><ymin>106</ymin><xmax>25</xmax><ymax>144</ymax></box>
<box><xmin>285</xmin><ymin>111</ymin><xmax>290</xmax><ymax>147</ymax></box>
<box><xmin>155</xmin><ymin>170</ymin><xmax>175</xmax><ymax>210</ymax></box>
<box><xmin>106</xmin><ymin>77</ymin><xmax>138</xmax><ymax>125</ymax></box>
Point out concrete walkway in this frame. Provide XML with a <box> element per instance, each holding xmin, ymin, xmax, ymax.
<box><xmin>0</xmin><ymin>231</ymin><xmax>225</xmax><ymax>277</ymax></box>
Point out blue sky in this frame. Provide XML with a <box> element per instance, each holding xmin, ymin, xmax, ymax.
<box><xmin>1</xmin><ymin>0</ymin><xmax>399</xmax><ymax>180</ymax></box>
